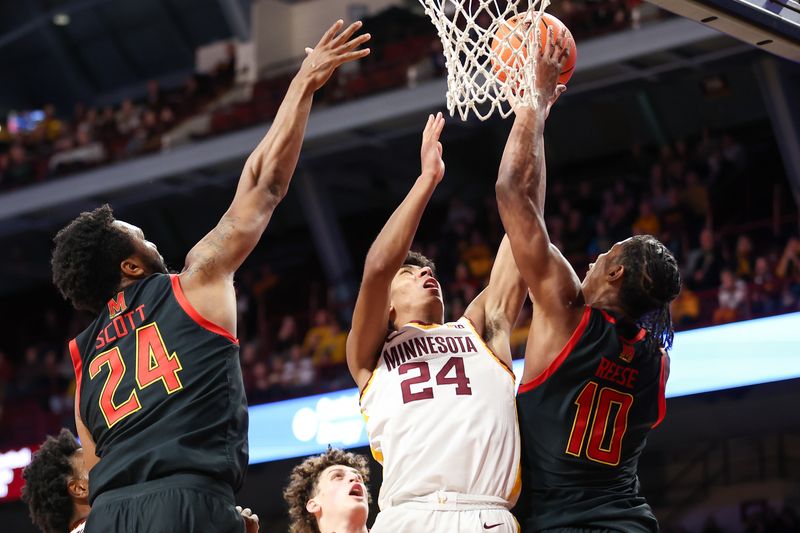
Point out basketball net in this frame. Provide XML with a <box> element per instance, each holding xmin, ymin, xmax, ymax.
<box><xmin>419</xmin><ymin>0</ymin><xmax>550</xmax><ymax>121</ymax></box>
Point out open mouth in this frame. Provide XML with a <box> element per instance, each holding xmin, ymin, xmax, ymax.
<box><xmin>423</xmin><ymin>279</ymin><xmax>439</xmax><ymax>291</ymax></box>
<box><xmin>349</xmin><ymin>484</ymin><xmax>364</xmax><ymax>497</ymax></box>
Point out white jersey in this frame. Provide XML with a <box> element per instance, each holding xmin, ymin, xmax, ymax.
<box><xmin>70</xmin><ymin>520</ymin><xmax>86</xmax><ymax>533</ymax></box>
<box><xmin>360</xmin><ymin>317</ymin><xmax>520</xmax><ymax>511</ymax></box>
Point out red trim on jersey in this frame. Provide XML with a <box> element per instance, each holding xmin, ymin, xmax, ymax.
<box><xmin>69</xmin><ymin>518</ymin><xmax>87</xmax><ymax>533</ymax></box>
<box><xmin>599</xmin><ymin>309</ymin><xmax>616</xmax><ymax>324</ymax></box>
<box><xmin>600</xmin><ymin>308</ymin><xmax>647</xmax><ymax>344</ymax></box>
<box><xmin>518</xmin><ymin>306</ymin><xmax>592</xmax><ymax>394</ymax></box>
<box><xmin>170</xmin><ymin>274</ymin><xmax>239</xmax><ymax>344</ymax></box>
<box><xmin>652</xmin><ymin>351</ymin><xmax>669</xmax><ymax>428</ymax></box>
<box><xmin>68</xmin><ymin>339</ymin><xmax>83</xmax><ymax>407</ymax></box>
<box><xmin>624</xmin><ymin>328</ymin><xmax>647</xmax><ymax>344</ymax></box>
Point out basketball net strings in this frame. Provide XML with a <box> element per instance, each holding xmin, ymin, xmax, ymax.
<box><xmin>419</xmin><ymin>0</ymin><xmax>550</xmax><ymax>121</ymax></box>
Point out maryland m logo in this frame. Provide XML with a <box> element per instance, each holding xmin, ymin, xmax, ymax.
<box><xmin>108</xmin><ymin>292</ymin><xmax>127</xmax><ymax>319</ymax></box>
<box><xmin>619</xmin><ymin>342</ymin><xmax>635</xmax><ymax>364</ymax></box>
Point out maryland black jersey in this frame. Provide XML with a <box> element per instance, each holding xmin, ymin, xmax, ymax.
<box><xmin>515</xmin><ymin>306</ymin><xmax>668</xmax><ymax>532</ymax></box>
<box><xmin>69</xmin><ymin>274</ymin><xmax>248</xmax><ymax>503</ymax></box>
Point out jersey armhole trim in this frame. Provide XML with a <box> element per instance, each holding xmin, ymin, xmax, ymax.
<box><xmin>68</xmin><ymin>339</ymin><xmax>83</xmax><ymax>407</ymax></box>
<box><xmin>462</xmin><ymin>315</ymin><xmax>516</xmax><ymax>381</ymax></box>
<box><xmin>359</xmin><ymin>366</ymin><xmax>379</xmax><ymax>405</ymax></box>
<box><xmin>518</xmin><ymin>305</ymin><xmax>592</xmax><ymax>394</ymax></box>
<box><xmin>652</xmin><ymin>352</ymin><xmax>668</xmax><ymax>428</ymax></box>
<box><xmin>170</xmin><ymin>274</ymin><xmax>239</xmax><ymax>345</ymax></box>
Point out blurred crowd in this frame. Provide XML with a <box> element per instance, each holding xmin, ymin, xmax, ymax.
<box><xmin>0</xmin><ymin>59</ymin><xmax>236</xmax><ymax>189</ymax></box>
<box><xmin>1</xmin><ymin>0</ymin><xmax>798</xmax><ymax>454</ymax></box>
<box><xmin>0</xmin><ymin>117</ymin><xmax>798</xmax><ymax>450</ymax></box>
<box><xmin>0</xmin><ymin>1</ymin><xmax>663</xmax><ymax>190</ymax></box>
<box><xmin>662</xmin><ymin>501</ymin><xmax>800</xmax><ymax>533</ymax></box>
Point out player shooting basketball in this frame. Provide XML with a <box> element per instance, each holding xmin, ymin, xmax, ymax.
<box><xmin>495</xmin><ymin>26</ymin><xmax>681</xmax><ymax>532</ymax></box>
<box><xmin>50</xmin><ymin>20</ymin><xmax>369</xmax><ymax>532</ymax></box>
<box><xmin>347</xmin><ymin>112</ymin><xmax>528</xmax><ymax>532</ymax></box>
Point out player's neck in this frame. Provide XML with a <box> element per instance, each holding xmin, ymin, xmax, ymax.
<box><xmin>318</xmin><ymin>514</ymin><xmax>368</xmax><ymax>533</ymax></box>
<box><xmin>70</xmin><ymin>503</ymin><xmax>90</xmax><ymax>531</ymax></box>
<box><xmin>394</xmin><ymin>307</ymin><xmax>443</xmax><ymax>328</ymax></box>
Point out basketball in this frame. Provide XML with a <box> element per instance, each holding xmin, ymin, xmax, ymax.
<box><xmin>490</xmin><ymin>12</ymin><xmax>577</xmax><ymax>85</ymax></box>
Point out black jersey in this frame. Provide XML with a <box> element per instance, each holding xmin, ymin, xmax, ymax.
<box><xmin>69</xmin><ymin>274</ymin><xmax>248</xmax><ymax>503</ymax></box>
<box><xmin>515</xmin><ymin>306</ymin><xmax>668</xmax><ymax>532</ymax></box>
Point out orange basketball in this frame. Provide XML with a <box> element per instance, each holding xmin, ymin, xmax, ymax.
<box><xmin>490</xmin><ymin>12</ymin><xmax>577</xmax><ymax>85</ymax></box>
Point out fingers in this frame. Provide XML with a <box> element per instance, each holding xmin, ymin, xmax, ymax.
<box><xmin>340</xmin><ymin>32</ymin><xmax>371</xmax><ymax>52</ymax></box>
<box><xmin>236</xmin><ymin>506</ymin><xmax>242</xmax><ymax>513</ymax></box>
<box><xmin>317</xmin><ymin>19</ymin><xmax>344</xmax><ymax>46</ymax></box>
<box><xmin>433</xmin><ymin>112</ymin><xmax>445</xmax><ymax>140</ymax></box>
<box><xmin>336</xmin><ymin>48</ymin><xmax>371</xmax><ymax>65</ymax></box>
<box><xmin>304</xmin><ymin>47</ymin><xmax>313</xmax><ymax>55</ymax></box>
<box><xmin>422</xmin><ymin>113</ymin><xmax>434</xmax><ymax>141</ymax></box>
<box><xmin>332</xmin><ymin>20</ymin><xmax>363</xmax><ymax>47</ymax></box>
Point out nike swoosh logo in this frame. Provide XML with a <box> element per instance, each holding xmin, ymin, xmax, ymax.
<box><xmin>483</xmin><ymin>524</ymin><xmax>503</xmax><ymax>530</ymax></box>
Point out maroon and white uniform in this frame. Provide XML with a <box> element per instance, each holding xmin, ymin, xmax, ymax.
<box><xmin>360</xmin><ymin>317</ymin><xmax>520</xmax><ymax>532</ymax></box>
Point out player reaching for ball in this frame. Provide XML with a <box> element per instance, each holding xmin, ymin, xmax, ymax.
<box><xmin>496</xmin><ymin>26</ymin><xmax>681</xmax><ymax>532</ymax></box>
<box><xmin>348</xmin><ymin>112</ymin><xmax>528</xmax><ymax>532</ymax></box>
<box><xmin>50</xmin><ymin>20</ymin><xmax>369</xmax><ymax>533</ymax></box>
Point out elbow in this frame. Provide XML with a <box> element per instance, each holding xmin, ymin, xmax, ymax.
<box><xmin>495</xmin><ymin>172</ymin><xmax>516</xmax><ymax>204</ymax></box>
<box><xmin>363</xmin><ymin>252</ymin><xmax>392</xmax><ymax>279</ymax></box>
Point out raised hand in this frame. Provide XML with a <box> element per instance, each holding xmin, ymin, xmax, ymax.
<box><xmin>300</xmin><ymin>20</ymin><xmax>371</xmax><ymax>92</ymax></box>
<box><xmin>534</xmin><ymin>25</ymin><xmax>569</xmax><ymax>115</ymax></box>
<box><xmin>420</xmin><ymin>112</ymin><xmax>446</xmax><ymax>183</ymax></box>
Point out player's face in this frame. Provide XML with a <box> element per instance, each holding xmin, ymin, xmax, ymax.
<box><xmin>582</xmin><ymin>240</ymin><xmax>626</xmax><ymax>293</ymax></box>
<box><xmin>312</xmin><ymin>464</ymin><xmax>369</xmax><ymax>518</ymax></box>
<box><xmin>390</xmin><ymin>265</ymin><xmax>444</xmax><ymax>319</ymax></box>
<box><xmin>114</xmin><ymin>220</ymin><xmax>169</xmax><ymax>275</ymax></box>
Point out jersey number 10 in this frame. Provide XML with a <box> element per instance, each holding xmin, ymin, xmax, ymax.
<box><xmin>565</xmin><ymin>381</ymin><xmax>633</xmax><ymax>466</ymax></box>
<box><xmin>89</xmin><ymin>322</ymin><xmax>184</xmax><ymax>428</ymax></box>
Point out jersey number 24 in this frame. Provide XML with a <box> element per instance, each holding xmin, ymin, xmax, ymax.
<box><xmin>88</xmin><ymin>322</ymin><xmax>184</xmax><ymax>428</ymax></box>
<box><xmin>398</xmin><ymin>357</ymin><xmax>472</xmax><ymax>404</ymax></box>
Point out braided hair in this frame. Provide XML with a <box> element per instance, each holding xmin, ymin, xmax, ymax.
<box><xmin>616</xmin><ymin>235</ymin><xmax>681</xmax><ymax>349</ymax></box>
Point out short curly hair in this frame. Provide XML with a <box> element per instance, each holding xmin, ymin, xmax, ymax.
<box><xmin>22</xmin><ymin>429</ymin><xmax>80</xmax><ymax>533</ymax></box>
<box><xmin>283</xmin><ymin>448</ymin><xmax>371</xmax><ymax>533</ymax></box>
<box><xmin>51</xmin><ymin>204</ymin><xmax>135</xmax><ymax>313</ymax></box>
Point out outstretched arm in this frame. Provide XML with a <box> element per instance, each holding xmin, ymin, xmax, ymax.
<box><xmin>347</xmin><ymin>113</ymin><xmax>446</xmax><ymax>389</ymax></box>
<box><xmin>495</xmin><ymin>28</ymin><xmax>584</xmax><ymax>379</ymax></box>
<box><xmin>179</xmin><ymin>20</ymin><xmax>370</xmax><ymax>334</ymax></box>
<box><xmin>463</xmin><ymin>236</ymin><xmax>527</xmax><ymax>368</ymax></box>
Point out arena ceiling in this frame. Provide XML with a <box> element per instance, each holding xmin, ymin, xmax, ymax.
<box><xmin>0</xmin><ymin>0</ymin><xmax>250</xmax><ymax>111</ymax></box>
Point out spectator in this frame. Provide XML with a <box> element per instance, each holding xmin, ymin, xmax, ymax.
<box><xmin>632</xmin><ymin>200</ymin><xmax>661</xmax><ymax>236</ymax></box>
<box><xmin>302</xmin><ymin>309</ymin><xmax>334</xmax><ymax>360</ymax></box>
<box><xmin>751</xmin><ymin>256</ymin><xmax>780</xmax><ymax>316</ymax></box>
<box><xmin>735</xmin><ymin>235</ymin><xmax>755</xmax><ymax>281</ymax></box>
<box><xmin>116</xmin><ymin>99</ymin><xmax>141</xmax><ymax>135</ymax></box>
<box><xmin>686</xmin><ymin>228</ymin><xmax>724</xmax><ymax>290</ymax></box>
<box><xmin>6</xmin><ymin>142</ymin><xmax>34</xmax><ymax>185</ymax></box>
<box><xmin>283</xmin><ymin>345</ymin><xmax>315</xmax><ymax>391</ymax></box>
<box><xmin>314</xmin><ymin>319</ymin><xmax>347</xmax><ymax>368</ymax></box>
<box><xmin>713</xmin><ymin>268</ymin><xmax>748</xmax><ymax>324</ymax></box>
<box><xmin>671</xmin><ymin>287</ymin><xmax>700</xmax><ymax>326</ymax></box>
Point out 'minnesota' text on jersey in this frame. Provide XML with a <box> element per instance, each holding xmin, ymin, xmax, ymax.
<box><xmin>360</xmin><ymin>317</ymin><xmax>520</xmax><ymax>511</ymax></box>
<box><xmin>515</xmin><ymin>306</ymin><xmax>668</xmax><ymax>532</ymax></box>
<box><xmin>69</xmin><ymin>274</ymin><xmax>248</xmax><ymax>503</ymax></box>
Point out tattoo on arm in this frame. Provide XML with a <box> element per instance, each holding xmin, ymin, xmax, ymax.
<box><xmin>185</xmin><ymin>215</ymin><xmax>240</xmax><ymax>278</ymax></box>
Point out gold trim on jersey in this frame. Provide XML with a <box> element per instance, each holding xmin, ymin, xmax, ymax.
<box><xmin>462</xmin><ymin>316</ymin><xmax>516</xmax><ymax>381</ymax></box>
<box><xmin>405</xmin><ymin>320</ymin><xmax>443</xmax><ymax>330</ymax></box>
